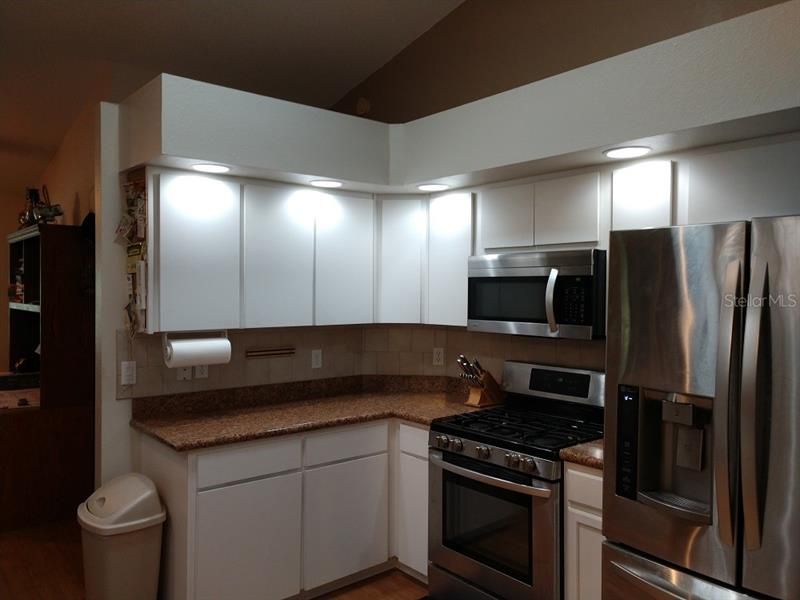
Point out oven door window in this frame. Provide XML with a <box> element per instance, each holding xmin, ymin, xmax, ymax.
<box><xmin>443</xmin><ymin>470</ymin><xmax>532</xmax><ymax>584</ymax></box>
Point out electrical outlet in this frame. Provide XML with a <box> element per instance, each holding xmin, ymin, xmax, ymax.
<box><xmin>432</xmin><ymin>348</ymin><xmax>445</xmax><ymax>366</ymax></box>
<box><xmin>311</xmin><ymin>349</ymin><xmax>323</xmax><ymax>369</ymax></box>
<box><xmin>120</xmin><ymin>361</ymin><xmax>137</xmax><ymax>385</ymax></box>
<box><xmin>177</xmin><ymin>367</ymin><xmax>192</xmax><ymax>381</ymax></box>
<box><xmin>194</xmin><ymin>365</ymin><xmax>208</xmax><ymax>379</ymax></box>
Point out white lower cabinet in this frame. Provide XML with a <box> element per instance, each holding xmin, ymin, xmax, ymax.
<box><xmin>395</xmin><ymin>452</ymin><xmax>428</xmax><ymax>574</ymax></box>
<box><xmin>564</xmin><ymin>463</ymin><xmax>604</xmax><ymax>600</ymax></box>
<box><xmin>137</xmin><ymin>420</ymin><xmax>426</xmax><ymax>600</ymax></box>
<box><xmin>195</xmin><ymin>473</ymin><xmax>302</xmax><ymax>600</ymax></box>
<box><xmin>303</xmin><ymin>453</ymin><xmax>389</xmax><ymax>589</ymax></box>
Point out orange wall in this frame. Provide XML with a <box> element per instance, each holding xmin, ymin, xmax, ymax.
<box><xmin>333</xmin><ymin>0</ymin><xmax>786</xmax><ymax>123</ymax></box>
<box><xmin>38</xmin><ymin>105</ymin><xmax>97</xmax><ymax>226</ymax></box>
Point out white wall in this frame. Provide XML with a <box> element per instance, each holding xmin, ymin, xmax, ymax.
<box><xmin>160</xmin><ymin>75</ymin><xmax>390</xmax><ymax>184</ymax></box>
<box><xmin>95</xmin><ymin>103</ymin><xmax>132</xmax><ymax>484</ymax></box>
<box><xmin>397</xmin><ymin>0</ymin><xmax>800</xmax><ymax>183</ymax></box>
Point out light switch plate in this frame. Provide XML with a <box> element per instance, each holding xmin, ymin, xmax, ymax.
<box><xmin>177</xmin><ymin>367</ymin><xmax>192</xmax><ymax>381</ymax></box>
<box><xmin>432</xmin><ymin>348</ymin><xmax>445</xmax><ymax>366</ymax></box>
<box><xmin>311</xmin><ymin>349</ymin><xmax>322</xmax><ymax>369</ymax></box>
<box><xmin>120</xmin><ymin>361</ymin><xmax>137</xmax><ymax>385</ymax></box>
<box><xmin>194</xmin><ymin>365</ymin><xmax>208</xmax><ymax>379</ymax></box>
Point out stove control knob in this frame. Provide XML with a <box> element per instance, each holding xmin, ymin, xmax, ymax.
<box><xmin>505</xmin><ymin>453</ymin><xmax>520</xmax><ymax>468</ymax></box>
<box><xmin>475</xmin><ymin>446</ymin><xmax>492</xmax><ymax>459</ymax></box>
<box><xmin>436</xmin><ymin>435</ymin><xmax>451</xmax><ymax>449</ymax></box>
<box><xmin>522</xmin><ymin>457</ymin><xmax>536</xmax><ymax>472</ymax></box>
<box><xmin>451</xmin><ymin>438</ymin><xmax>463</xmax><ymax>452</ymax></box>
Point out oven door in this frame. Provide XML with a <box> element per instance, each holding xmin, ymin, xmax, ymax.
<box><xmin>429</xmin><ymin>450</ymin><xmax>560</xmax><ymax>600</ymax></box>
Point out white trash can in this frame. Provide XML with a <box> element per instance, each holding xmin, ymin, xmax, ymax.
<box><xmin>77</xmin><ymin>473</ymin><xmax>166</xmax><ymax>600</ymax></box>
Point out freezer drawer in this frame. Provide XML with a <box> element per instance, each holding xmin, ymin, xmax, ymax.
<box><xmin>602</xmin><ymin>543</ymin><xmax>755</xmax><ymax>600</ymax></box>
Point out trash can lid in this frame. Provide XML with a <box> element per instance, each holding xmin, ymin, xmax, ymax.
<box><xmin>78</xmin><ymin>473</ymin><xmax>166</xmax><ymax>536</ymax></box>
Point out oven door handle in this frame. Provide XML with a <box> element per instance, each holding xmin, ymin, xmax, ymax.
<box><xmin>545</xmin><ymin>268</ymin><xmax>559</xmax><ymax>333</ymax></box>
<box><xmin>430</xmin><ymin>453</ymin><xmax>552</xmax><ymax>499</ymax></box>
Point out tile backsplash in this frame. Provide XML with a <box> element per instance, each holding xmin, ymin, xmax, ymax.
<box><xmin>117</xmin><ymin>325</ymin><xmax>605</xmax><ymax>399</ymax></box>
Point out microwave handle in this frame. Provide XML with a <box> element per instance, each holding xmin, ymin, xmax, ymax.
<box><xmin>430</xmin><ymin>453</ymin><xmax>552</xmax><ymax>499</ymax></box>
<box><xmin>545</xmin><ymin>268</ymin><xmax>559</xmax><ymax>332</ymax></box>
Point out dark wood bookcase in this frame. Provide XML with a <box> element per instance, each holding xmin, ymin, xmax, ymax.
<box><xmin>1</xmin><ymin>222</ymin><xmax>95</xmax><ymax>530</ymax></box>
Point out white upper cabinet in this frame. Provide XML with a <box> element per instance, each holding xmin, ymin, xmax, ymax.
<box><xmin>480</xmin><ymin>183</ymin><xmax>535</xmax><ymax>249</ymax></box>
<box><xmin>243</xmin><ymin>183</ymin><xmax>314</xmax><ymax>327</ymax></box>
<box><xmin>612</xmin><ymin>160</ymin><xmax>673</xmax><ymax>231</ymax></box>
<box><xmin>157</xmin><ymin>172</ymin><xmax>241</xmax><ymax>331</ymax></box>
<box><xmin>427</xmin><ymin>192</ymin><xmax>472</xmax><ymax>327</ymax></box>
<box><xmin>378</xmin><ymin>196</ymin><xmax>424</xmax><ymax>323</ymax></box>
<box><xmin>684</xmin><ymin>138</ymin><xmax>800</xmax><ymax>224</ymax></box>
<box><xmin>315</xmin><ymin>192</ymin><xmax>375</xmax><ymax>325</ymax></box>
<box><xmin>534</xmin><ymin>172</ymin><xmax>600</xmax><ymax>245</ymax></box>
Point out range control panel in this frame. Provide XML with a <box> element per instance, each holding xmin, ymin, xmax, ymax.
<box><xmin>616</xmin><ymin>385</ymin><xmax>639</xmax><ymax>499</ymax></box>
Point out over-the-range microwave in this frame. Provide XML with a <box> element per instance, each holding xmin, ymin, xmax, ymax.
<box><xmin>467</xmin><ymin>249</ymin><xmax>606</xmax><ymax>340</ymax></box>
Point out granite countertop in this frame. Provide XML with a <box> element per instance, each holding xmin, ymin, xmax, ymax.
<box><xmin>560</xmin><ymin>439</ymin><xmax>604</xmax><ymax>470</ymax></box>
<box><xmin>132</xmin><ymin>390</ymin><xmax>475</xmax><ymax>452</ymax></box>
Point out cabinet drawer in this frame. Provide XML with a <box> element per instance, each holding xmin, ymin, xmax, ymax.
<box><xmin>304</xmin><ymin>422</ymin><xmax>388</xmax><ymax>467</ymax></box>
<box><xmin>196</xmin><ymin>437</ymin><xmax>302</xmax><ymax>490</ymax></box>
<box><xmin>398</xmin><ymin>423</ymin><xmax>428</xmax><ymax>459</ymax></box>
<box><xmin>565</xmin><ymin>463</ymin><xmax>603</xmax><ymax>512</ymax></box>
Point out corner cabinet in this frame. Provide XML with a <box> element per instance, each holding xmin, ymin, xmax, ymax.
<box><xmin>377</xmin><ymin>196</ymin><xmax>425</xmax><ymax>324</ymax></box>
<box><xmin>564</xmin><ymin>463</ymin><xmax>604</xmax><ymax>600</ymax></box>
<box><xmin>156</xmin><ymin>171</ymin><xmax>241</xmax><ymax>331</ymax></box>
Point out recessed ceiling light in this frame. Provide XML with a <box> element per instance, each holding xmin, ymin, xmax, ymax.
<box><xmin>603</xmin><ymin>146</ymin><xmax>652</xmax><ymax>159</ymax></box>
<box><xmin>417</xmin><ymin>183</ymin><xmax>450</xmax><ymax>192</ymax></box>
<box><xmin>192</xmin><ymin>164</ymin><xmax>230</xmax><ymax>174</ymax></box>
<box><xmin>310</xmin><ymin>179</ymin><xmax>343</xmax><ymax>189</ymax></box>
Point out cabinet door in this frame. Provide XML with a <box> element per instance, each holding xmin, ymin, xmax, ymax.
<box><xmin>243</xmin><ymin>183</ymin><xmax>314</xmax><ymax>327</ymax></box>
<box><xmin>196</xmin><ymin>472</ymin><xmax>302</xmax><ymax>600</ymax></box>
<box><xmin>158</xmin><ymin>172</ymin><xmax>241</xmax><ymax>331</ymax></box>
<box><xmin>427</xmin><ymin>192</ymin><xmax>472</xmax><ymax>326</ymax></box>
<box><xmin>378</xmin><ymin>197</ymin><xmax>424</xmax><ymax>323</ymax></box>
<box><xmin>315</xmin><ymin>192</ymin><xmax>374</xmax><ymax>325</ymax></box>
<box><xmin>396</xmin><ymin>452</ymin><xmax>428</xmax><ymax>575</ymax></box>
<box><xmin>565</xmin><ymin>505</ymin><xmax>603</xmax><ymax>600</ymax></box>
<box><xmin>303</xmin><ymin>453</ymin><xmax>389</xmax><ymax>589</ymax></box>
<box><xmin>612</xmin><ymin>161</ymin><xmax>672</xmax><ymax>231</ymax></box>
<box><xmin>534</xmin><ymin>172</ymin><xmax>599</xmax><ymax>246</ymax></box>
<box><xmin>565</xmin><ymin>465</ymin><xmax>603</xmax><ymax>600</ymax></box>
<box><xmin>480</xmin><ymin>183</ymin><xmax>534</xmax><ymax>249</ymax></box>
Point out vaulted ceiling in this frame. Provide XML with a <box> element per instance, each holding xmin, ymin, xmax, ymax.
<box><xmin>0</xmin><ymin>0</ymin><xmax>463</xmax><ymax>196</ymax></box>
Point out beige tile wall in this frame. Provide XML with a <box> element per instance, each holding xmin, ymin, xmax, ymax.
<box><xmin>117</xmin><ymin>325</ymin><xmax>605</xmax><ymax>399</ymax></box>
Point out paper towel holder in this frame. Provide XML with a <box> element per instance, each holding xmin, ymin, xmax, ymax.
<box><xmin>162</xmin><ymin>330</ymin><xmax>229</xmax><ymax>365</ymax></box>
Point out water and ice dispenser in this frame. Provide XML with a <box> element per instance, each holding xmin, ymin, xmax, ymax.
<box><xmin>616</xmin><ymin>384</ymin><xmax>713</xmax><ymax>524</ymax></box>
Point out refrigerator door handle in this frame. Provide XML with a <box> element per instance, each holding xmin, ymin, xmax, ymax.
<box><xmin>741</xmin><ymin>260</ymin><xmax>768</xmax><ymax>551</ymax></box>
<box><xmin>545</xmin><ymin>268</ymin><xmax>559</xmax><ymax>332</ymax></box>
<box><xmin>713</xmin><ymin>260</ymin><xmax>741</xmax><ymax>547</ymax></box>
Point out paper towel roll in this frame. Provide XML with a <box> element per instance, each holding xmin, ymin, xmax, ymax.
<box><xmin>163</xmin><ymin>338</ymin><xmax>232</xmax><ymax>368</ymax></box>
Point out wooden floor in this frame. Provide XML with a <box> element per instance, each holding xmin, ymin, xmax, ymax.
<box><xmin>329</xmin><ymin>570</ymin><xmax>428</xmax><ymax>600</ymax></box>
<box><xmin>0</xmin><ymin>520</ymin><xmax>426</xmax><ymax>600</ymax></box>
<box><xmin>0</xmin><ymin>520</ymin><xmax>84</xmax><ymax>600</ymax></box>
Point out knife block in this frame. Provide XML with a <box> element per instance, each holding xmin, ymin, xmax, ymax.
<box><xmin>465</xmin><ymin>371</ymin><xmax>506</xmax><ymax>407</ymax></box>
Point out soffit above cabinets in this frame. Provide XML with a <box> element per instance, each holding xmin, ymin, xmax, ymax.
<box><xmin>119</xmin><ymin>1</ymin><xmax>800</xmax><ymax>194</ymax></box>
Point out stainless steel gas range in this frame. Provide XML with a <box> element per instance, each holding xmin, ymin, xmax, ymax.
<box><xmin>428</xmin><ymin>361</ymin><xmax>605</xmax><ymax>600</ymax></box>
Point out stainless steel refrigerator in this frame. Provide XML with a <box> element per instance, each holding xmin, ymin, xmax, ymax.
<box><xmin>603</xmin><ymin>215</ymin><xmax>800</xmax><ymax>599</ymax></box>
